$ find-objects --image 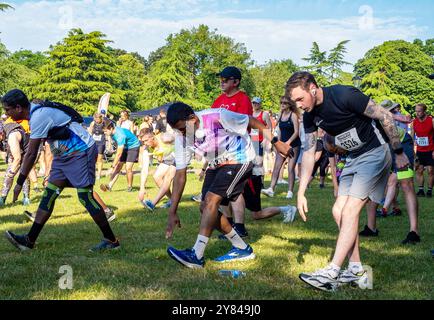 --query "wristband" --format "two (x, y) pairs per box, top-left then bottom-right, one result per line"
(16, 173), (27, 186)
(271, 136), (279, 145)
(393, 147), (404, 155)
